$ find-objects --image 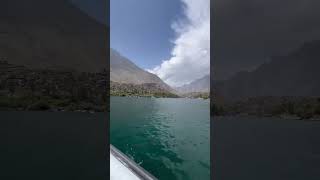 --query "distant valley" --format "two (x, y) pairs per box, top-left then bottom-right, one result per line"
(175, 75), (210, 98)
